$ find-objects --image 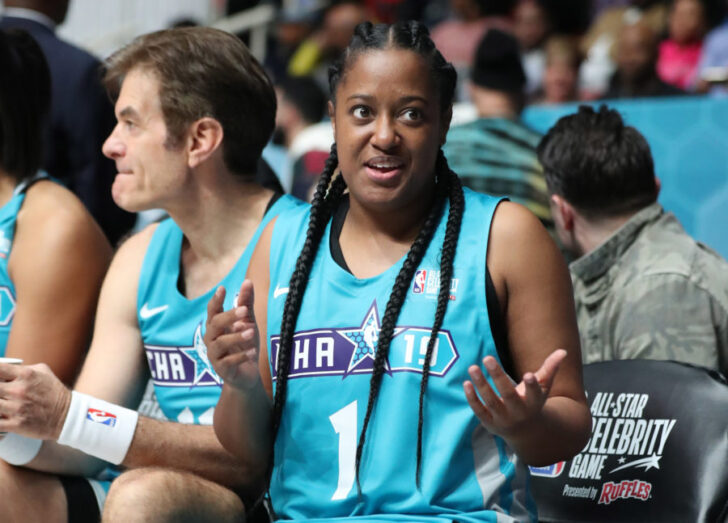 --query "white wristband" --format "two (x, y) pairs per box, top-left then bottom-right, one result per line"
(57, 391), (139, 465)
(0, 433), (42, 466)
